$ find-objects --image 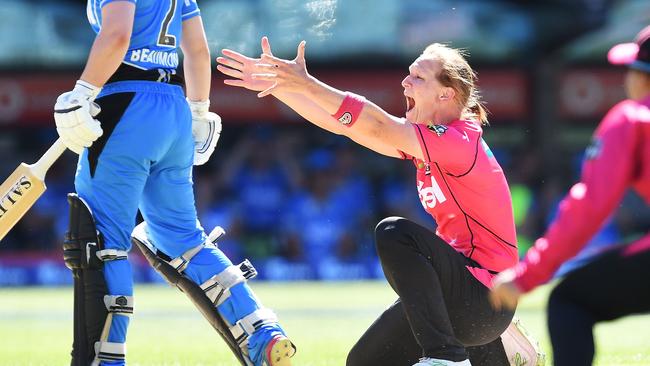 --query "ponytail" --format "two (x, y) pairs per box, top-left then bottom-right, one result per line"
(469, 101), (489, 125)
(463, 94), (489, 125)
